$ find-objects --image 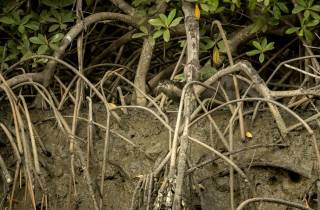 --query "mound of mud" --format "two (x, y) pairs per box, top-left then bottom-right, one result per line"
(0, 104), (319, 210)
